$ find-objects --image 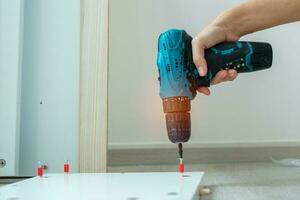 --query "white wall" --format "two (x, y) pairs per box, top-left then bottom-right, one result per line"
(108, 0), (300, 148)
(0, 0), (24, 176)
(19, 0), (80, 176)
